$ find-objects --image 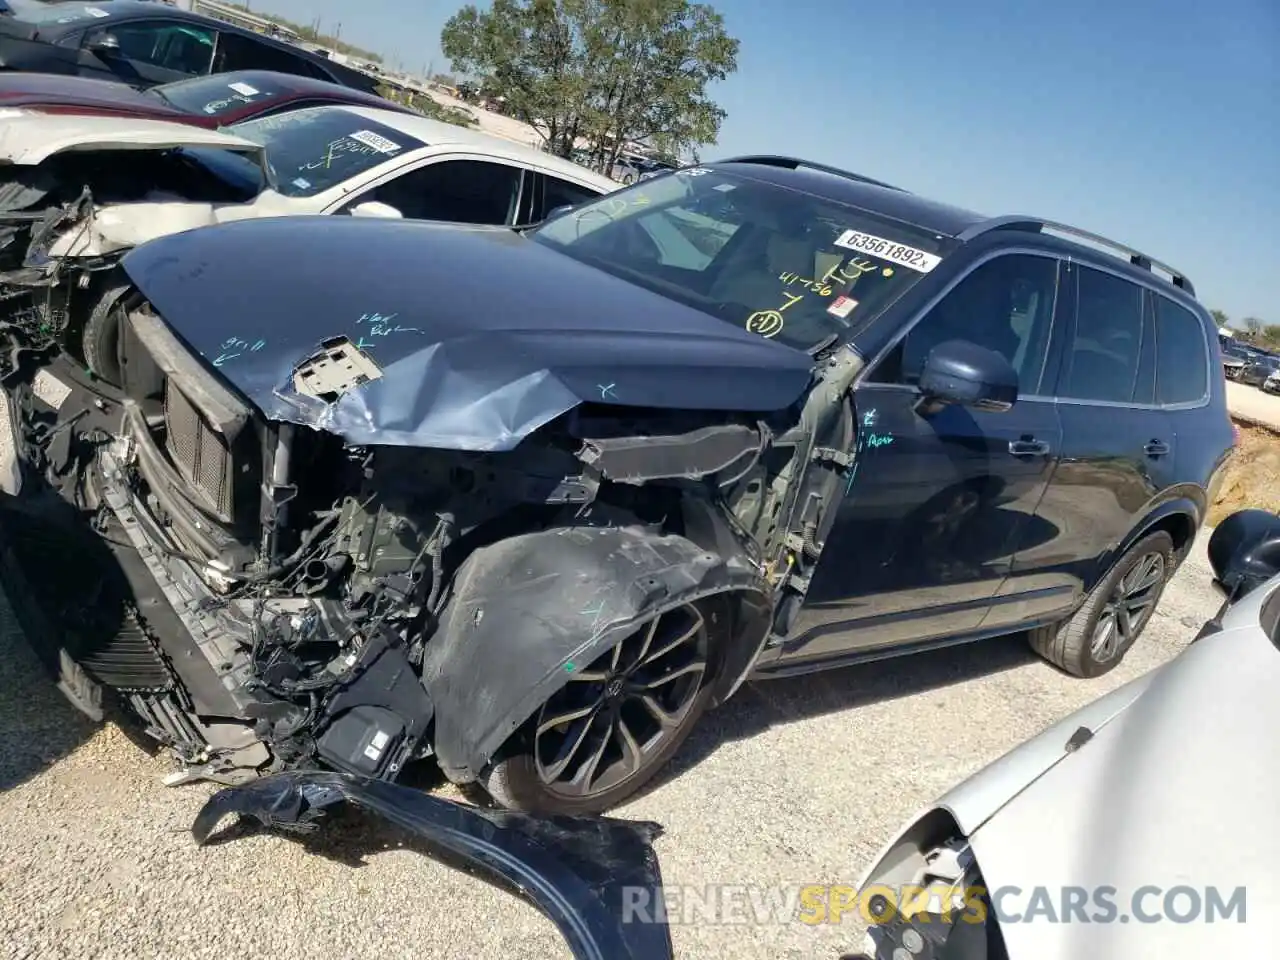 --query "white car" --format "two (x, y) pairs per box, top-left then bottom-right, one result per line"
(0, 105), (615, 378)
(850, 508), (1280, 960)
